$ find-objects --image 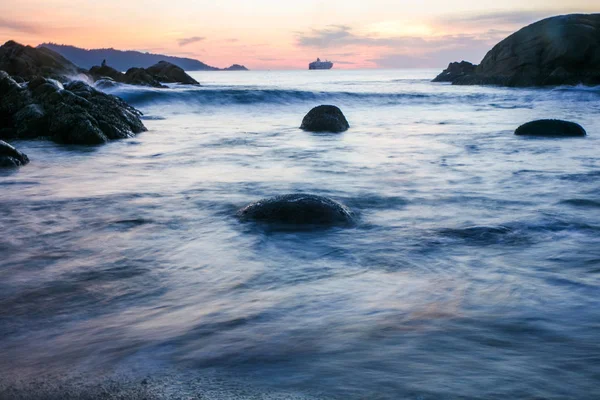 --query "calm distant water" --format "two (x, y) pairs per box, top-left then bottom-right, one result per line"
(1, 70), (600, 399)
